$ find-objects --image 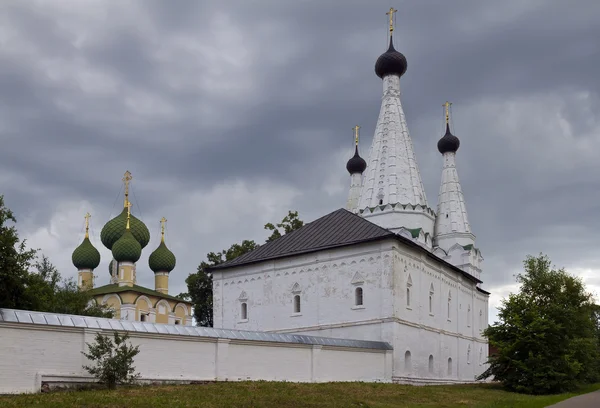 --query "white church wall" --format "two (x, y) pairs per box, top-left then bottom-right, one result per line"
(213, 237), (489, 383)
(213, 240), (396, 337)
(0, 315), (391, 394)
